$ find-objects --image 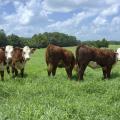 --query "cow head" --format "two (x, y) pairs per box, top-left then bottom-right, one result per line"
(5, 45), (14, 61)
(22, 46), (36, 61)
(116, 48), (120, 61)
